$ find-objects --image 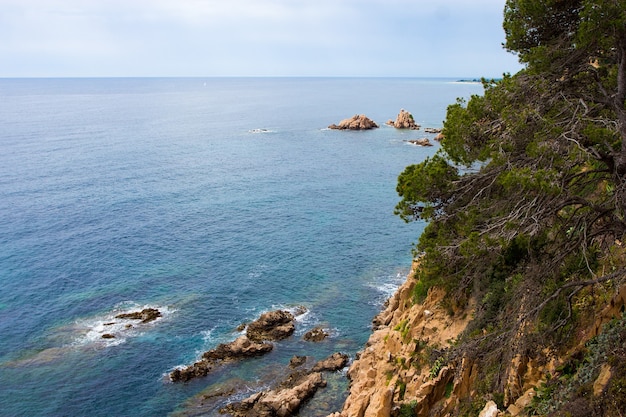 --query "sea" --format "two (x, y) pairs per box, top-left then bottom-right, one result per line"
(0, 77), (483, 417)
